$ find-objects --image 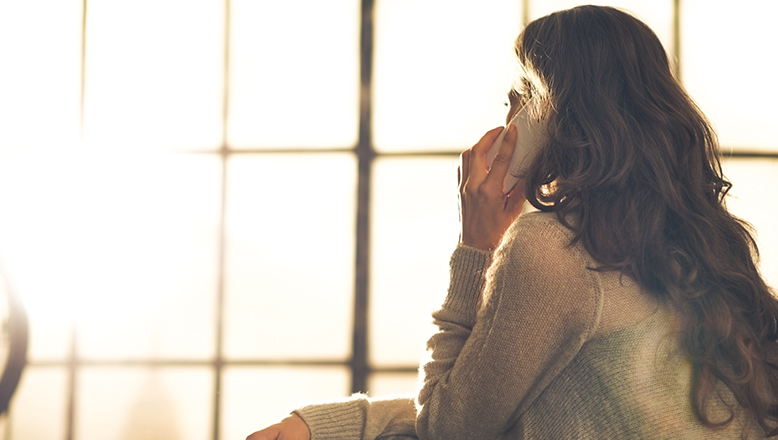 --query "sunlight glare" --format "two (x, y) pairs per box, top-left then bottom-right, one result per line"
(370, 158), (460, 366)
(228, 0), (360, 149)
(83, 0), (224, 151)
(721, 158), (778, 290)
(373, 0), (521, 152)
(0, 0), (81, 150)
(223, 154), (356, 360)
(0, 149), (221, 361)
(682, 0), (778, 151)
